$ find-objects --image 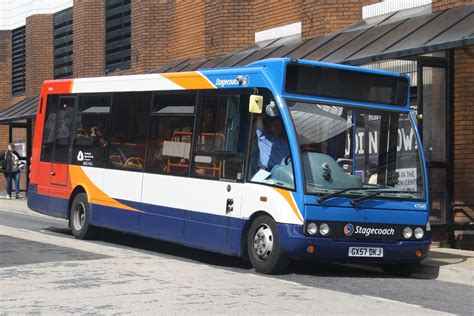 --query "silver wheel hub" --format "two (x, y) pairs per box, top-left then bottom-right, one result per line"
(72, 202), (86, 231)
(253, 224), (273, 261)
